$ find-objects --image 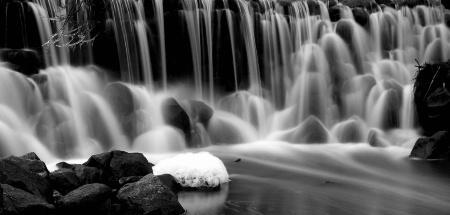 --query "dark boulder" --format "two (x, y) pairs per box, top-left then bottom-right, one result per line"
(2, 154), (49, 179)
(83, 151), (112, 170)
(117, 174), (185, 215)
(56, 183), (114, 215)
(83, 150), (153, 188)
(109, 151), (153, 187)
(72, 164), (103, 185)
(328, 4), (344, 22)
(375, 0), (395, 8)
(0, 158), (53, 202)
(49, 169), (80, 195)
(105, 82), (138, 119)
(352, 7), (369, 26)
(156, 174), (182, 195)
(410, 131), (450, 159)
(0, 49), (42, 75)
(2, 184), (55, 215)
(162, 97), (191, 136)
